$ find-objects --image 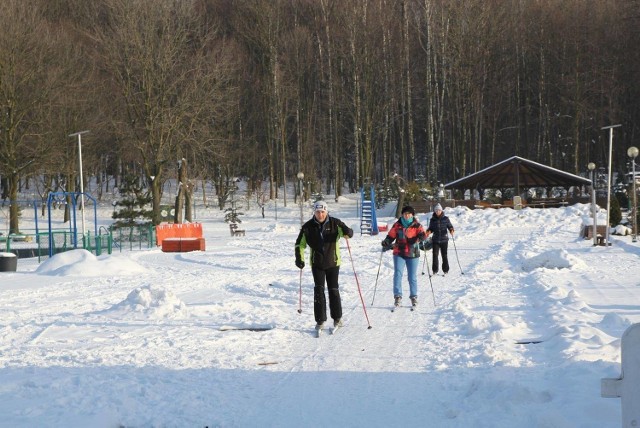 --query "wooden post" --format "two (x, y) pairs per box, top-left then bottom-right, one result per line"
(601, 323), (640, 426)
(513, 195), (522, 210)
